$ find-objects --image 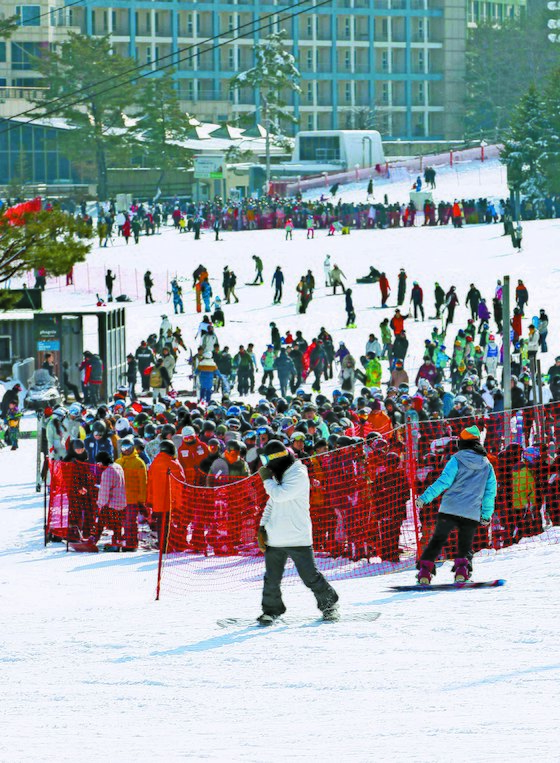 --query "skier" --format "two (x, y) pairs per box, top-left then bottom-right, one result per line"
(415, 425), (497, 584)
(306, 215), (315, 239)
(285, 217), (294, 240)
(256, 439), (339, 624)
(379, 272), (390, 307)
(170, 278), (184, 314)
(410, 281), (424, 321)
(323, 254), (331, 287)
(433, 282), (445, 318)
(397, 269), (407, 306)
(271, 266), (284, 304)
(105, 269), (116, 303)
(144, 271), (155, 304)
(345, 288), (356, 328)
